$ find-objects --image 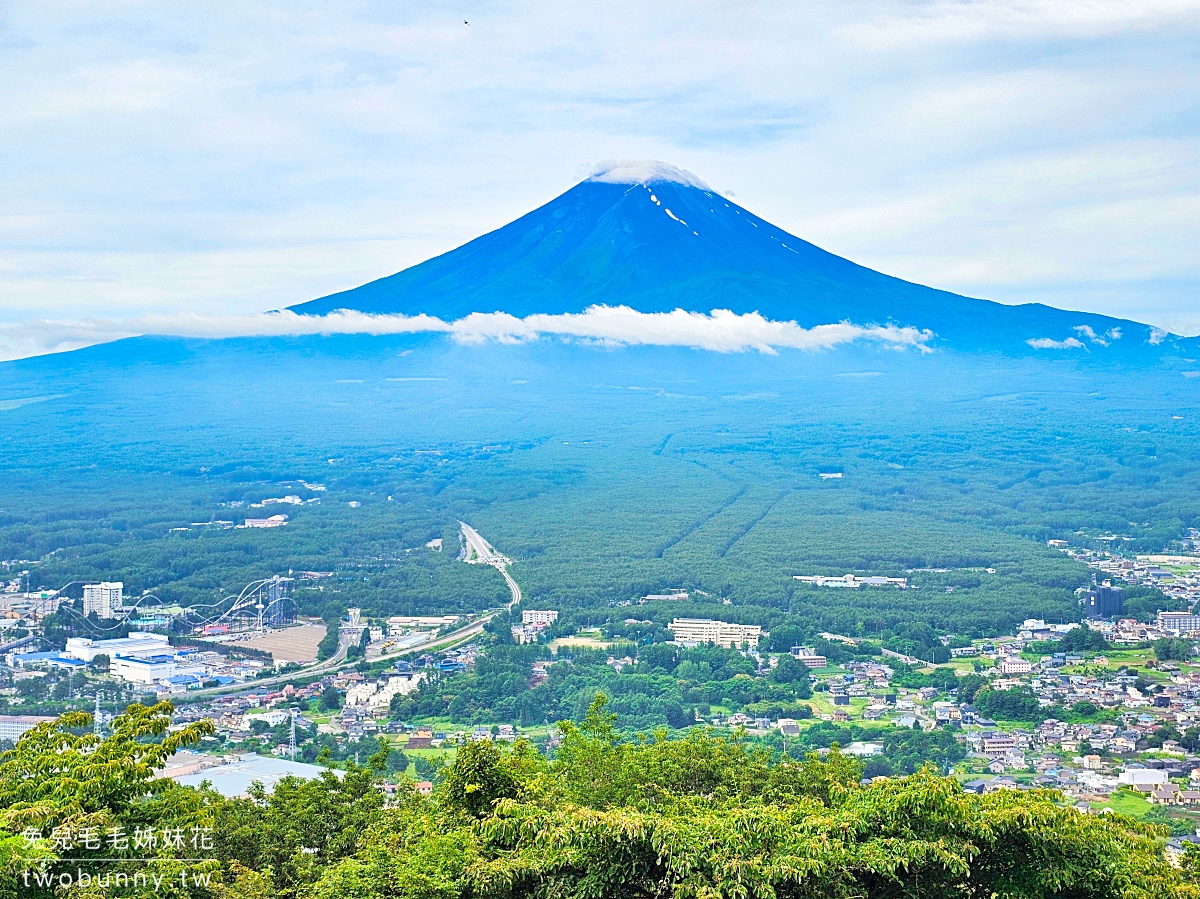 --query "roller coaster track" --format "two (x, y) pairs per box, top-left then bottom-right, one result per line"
(35, 576), (297, 636)
(185, 576), (297, 633)
(32, 584), (176, 634)
(36, 533), (518, 702)
(185, 527), (521, 701)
